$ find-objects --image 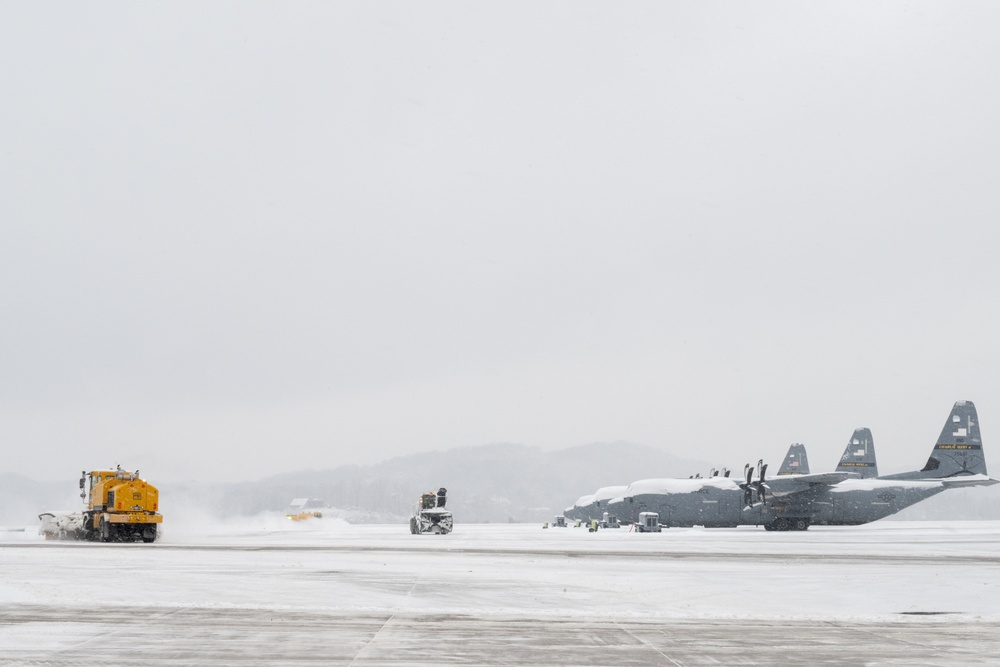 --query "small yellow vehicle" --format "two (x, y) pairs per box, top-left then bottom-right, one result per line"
(284, 498), (326, 521)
